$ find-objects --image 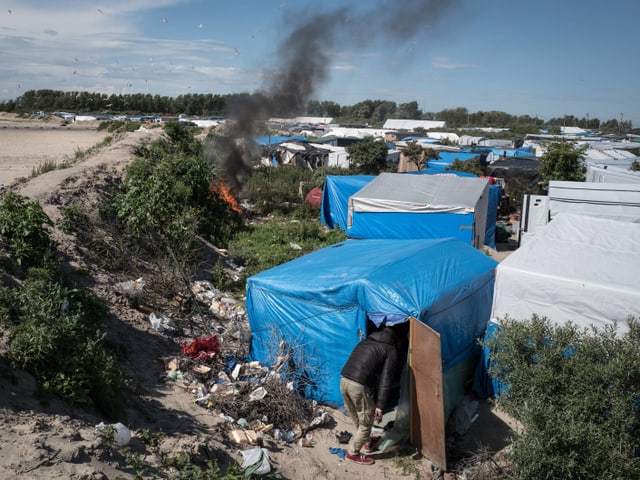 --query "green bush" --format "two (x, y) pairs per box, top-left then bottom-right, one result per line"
(538, 140), (587, 187)
(0, 192), (54, 267)
(59, 204), (88, 235)
(486, 315), (640, 479)
(114, 150), (243, 252)
(447, 158), (485, 176)
(3, 267), (128, 418)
